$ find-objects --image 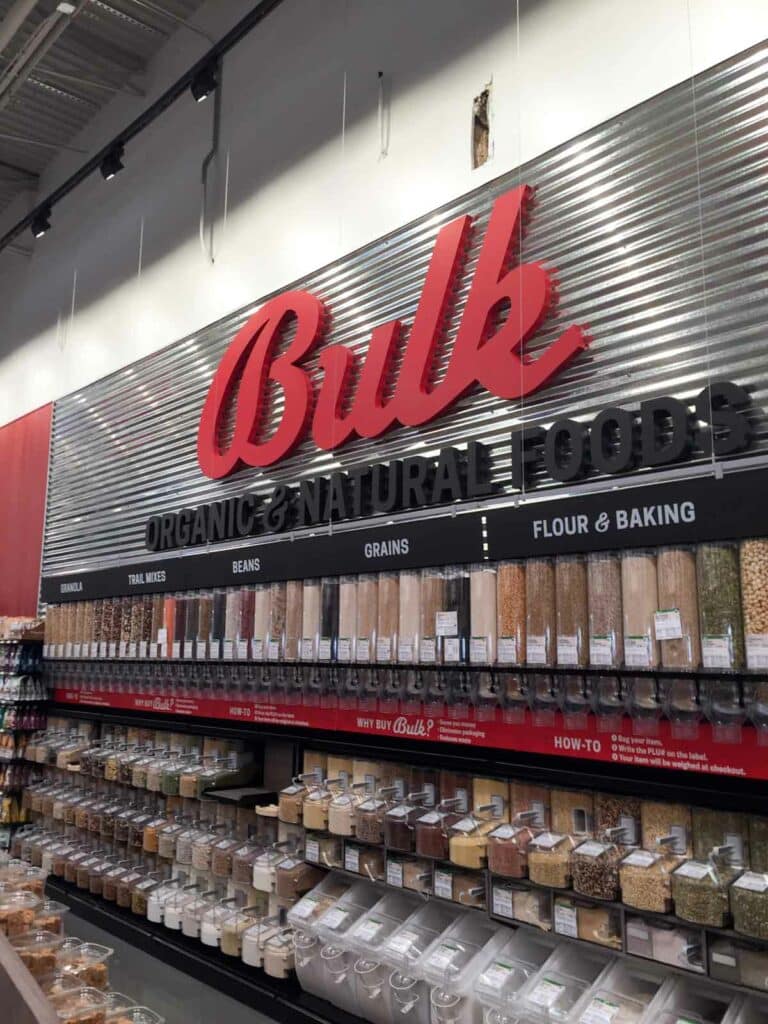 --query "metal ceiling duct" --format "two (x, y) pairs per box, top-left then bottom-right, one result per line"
(0, 0), (39, 56)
